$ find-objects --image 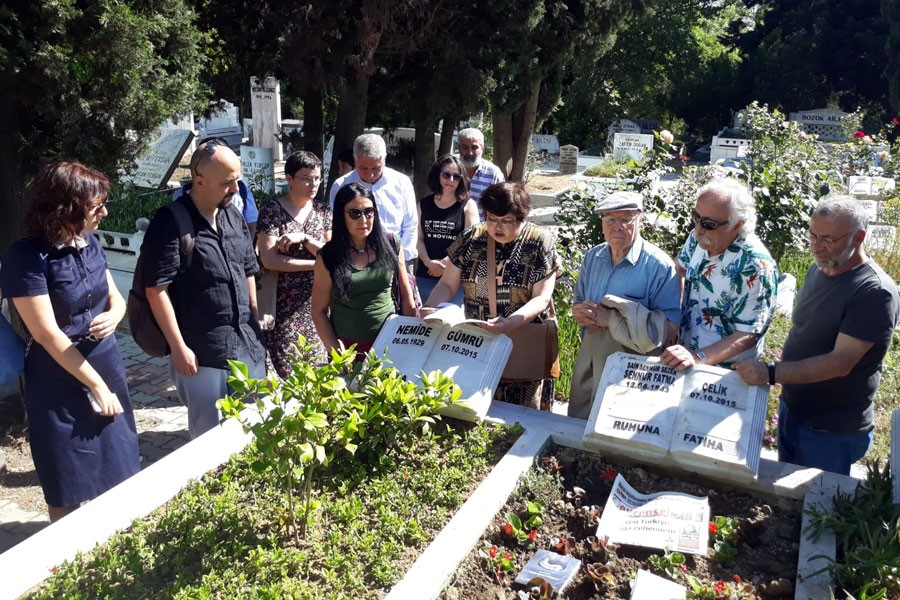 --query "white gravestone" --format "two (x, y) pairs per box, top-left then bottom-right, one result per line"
(531, 134), (560, 155)
(196, 101), (242, 147)
(559, 144), (579, 174)
(788, 108), (850, 142)
(240, 145), (275, 194)
(250, 76), (283, 161)
(856, 199), (880, 223)
(867, 225), (898, 251)
(613, 133), (654, 162)
(123, 128), (194, 189)
(162, 113), (196, 152)
(607, 118), (641, 141)
(584, 353), (768, 483)
(847, 176), (896, 199)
